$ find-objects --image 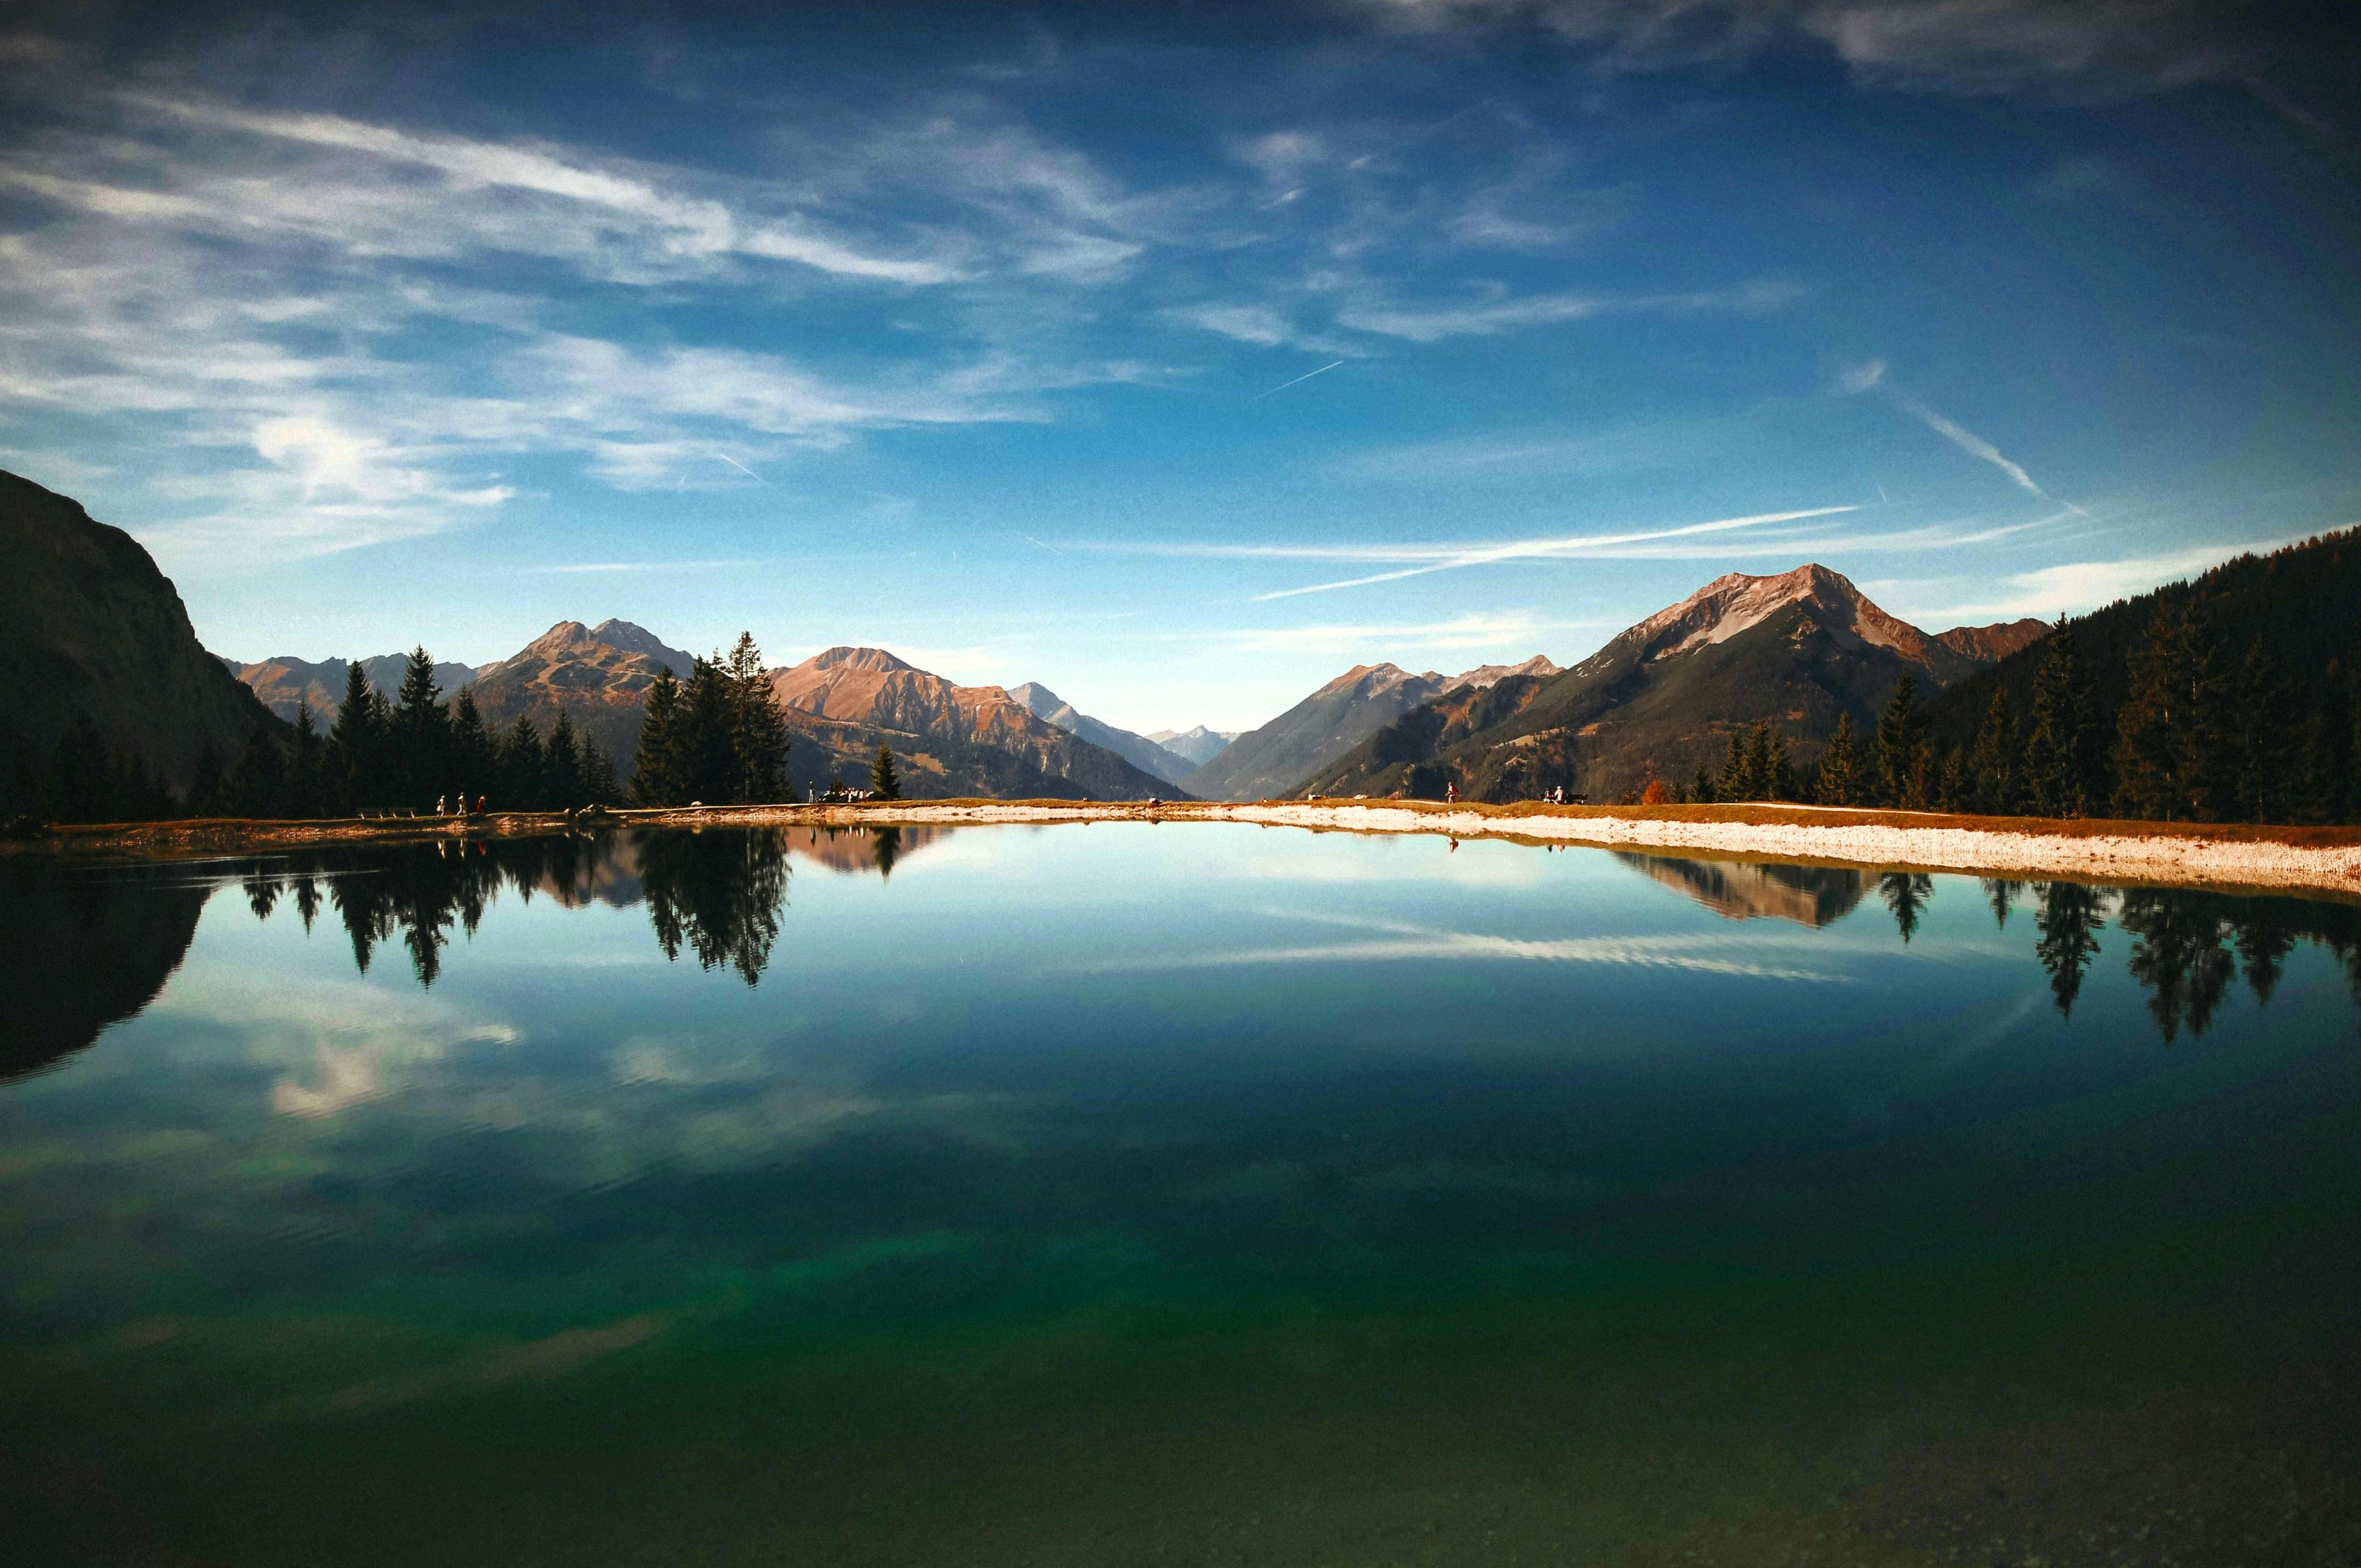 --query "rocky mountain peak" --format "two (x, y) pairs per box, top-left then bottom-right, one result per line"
(807, 646), (917, 674)
(1624, 562), (1935, 665)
